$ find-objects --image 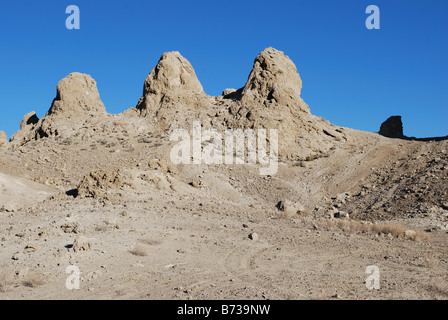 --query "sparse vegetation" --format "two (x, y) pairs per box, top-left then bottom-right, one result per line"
(129, 245), (148, 256)
(0, 270), (13, 293)
(321, 218), (431, 242)
(22, 271), (47, 288)
(138, 238), (162, 246)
